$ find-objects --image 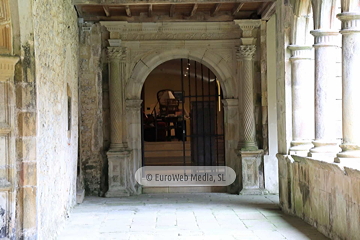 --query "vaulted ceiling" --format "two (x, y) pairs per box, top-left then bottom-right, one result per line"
(73, 0), (276, 22)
